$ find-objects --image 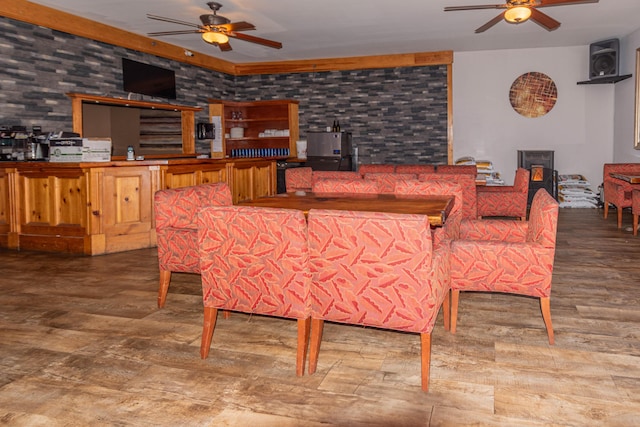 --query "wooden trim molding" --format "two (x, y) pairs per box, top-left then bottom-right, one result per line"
(2, 0), (236, 75)
(234, 51), (453, 75)
(66, 93), (202, 154)
(3, 0), (453, 76)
